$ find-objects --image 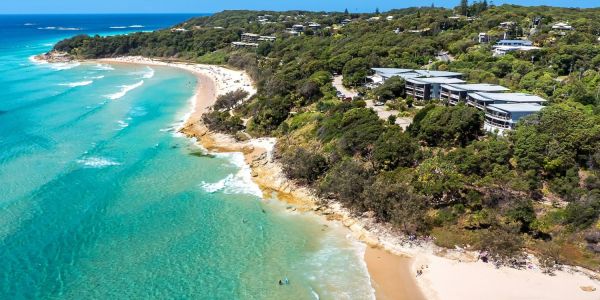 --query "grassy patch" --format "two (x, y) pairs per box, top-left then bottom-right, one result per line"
(431, 226), (482, 249)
